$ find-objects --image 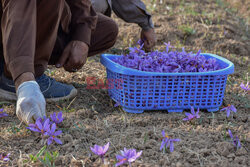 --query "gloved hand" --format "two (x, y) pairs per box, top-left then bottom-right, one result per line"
(16, 81), (46, 124)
